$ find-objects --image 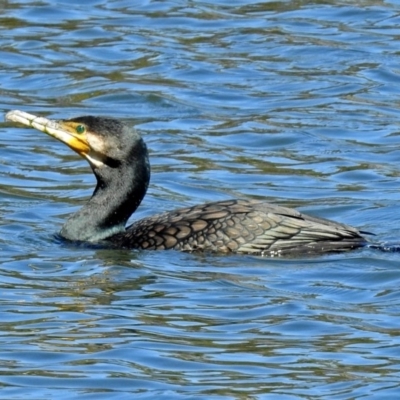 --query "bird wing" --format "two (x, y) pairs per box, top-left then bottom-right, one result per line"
(120, 199), (366, 256)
